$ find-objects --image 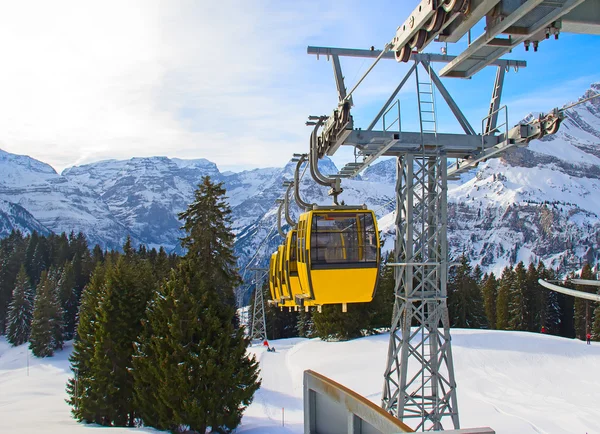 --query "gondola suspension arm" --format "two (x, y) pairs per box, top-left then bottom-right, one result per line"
(283, 181), (296, 228)
(308, 117), (343, 205)
(292, 154), (313, 211)
(276, 199), (286, 238)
